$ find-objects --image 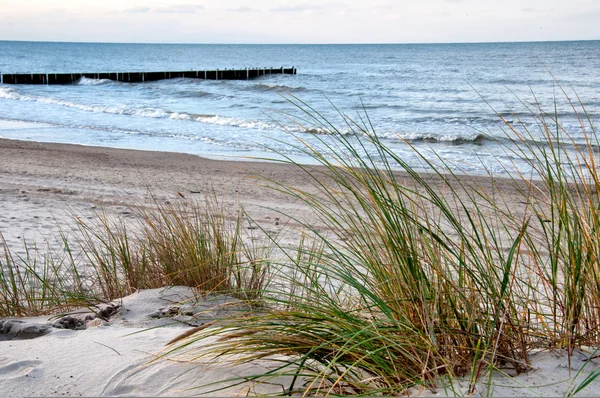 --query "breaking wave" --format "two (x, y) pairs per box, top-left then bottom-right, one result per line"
(75, 77), (115, 86)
